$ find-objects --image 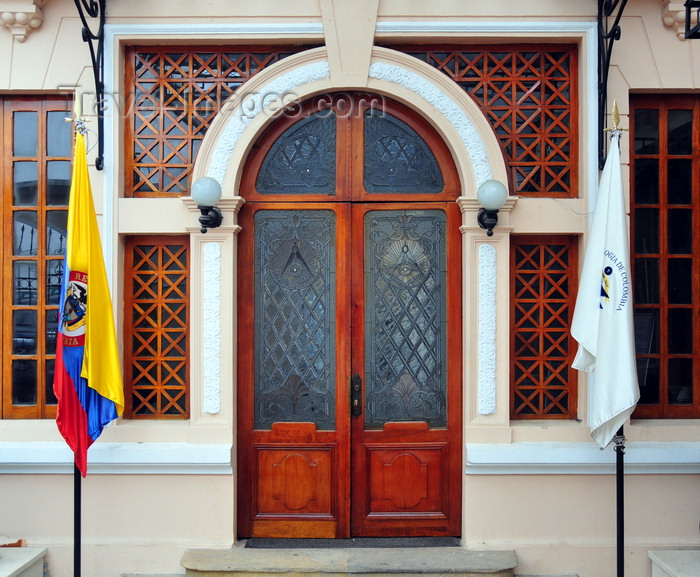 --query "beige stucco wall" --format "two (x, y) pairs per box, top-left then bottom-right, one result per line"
(1, 1), (699, 577)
